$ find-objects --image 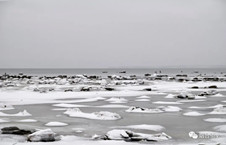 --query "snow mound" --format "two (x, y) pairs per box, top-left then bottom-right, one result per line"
(96, 104), (129, 108)
(209, 106), (226, 114)
(64, 108), (121, 120)
(135, 99), (150, 102)
(17, 119), (37, 122)
(204, 118), (226, 123)
(212, 93), (225, 97)
(0, 110), (31, 117)
(189, 104), (224, 109)
(106, 97), (128, 104)
(28, 129), (61, 142)
(165, 94), (175, 99)
(136, 95), (150, 99)
(45, 121), (68, 127)
(53, 103), (88, 108)
(157, 106), (182, 112)
(104, 129), (171, 142)
(153, 101), (182, 105)
(183, 111), (205, 116)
